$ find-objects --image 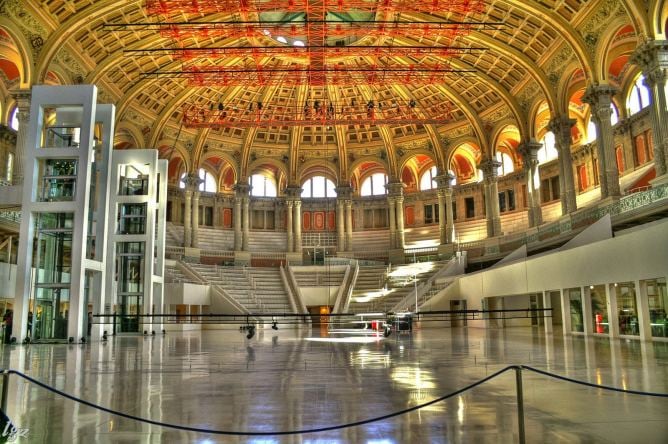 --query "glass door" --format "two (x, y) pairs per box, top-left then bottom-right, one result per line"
(120, 295), (142, 333)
